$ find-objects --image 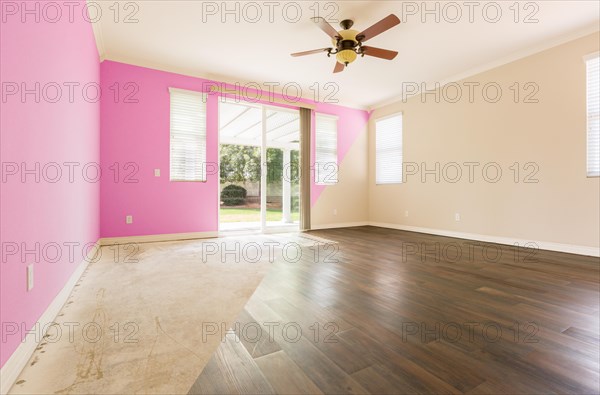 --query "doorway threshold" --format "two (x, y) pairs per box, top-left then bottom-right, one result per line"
(219, 224), (300, 237)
